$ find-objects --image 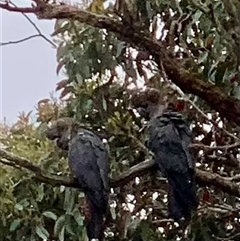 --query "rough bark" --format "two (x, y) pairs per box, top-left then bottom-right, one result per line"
(1, 148), (240, 197)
